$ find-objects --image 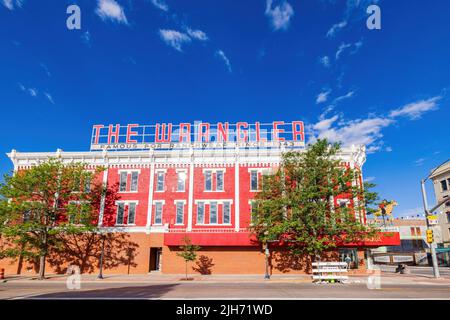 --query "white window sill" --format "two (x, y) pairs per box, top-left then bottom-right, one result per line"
(195, 223), (232, 226)
(204, 190), (225, 193)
